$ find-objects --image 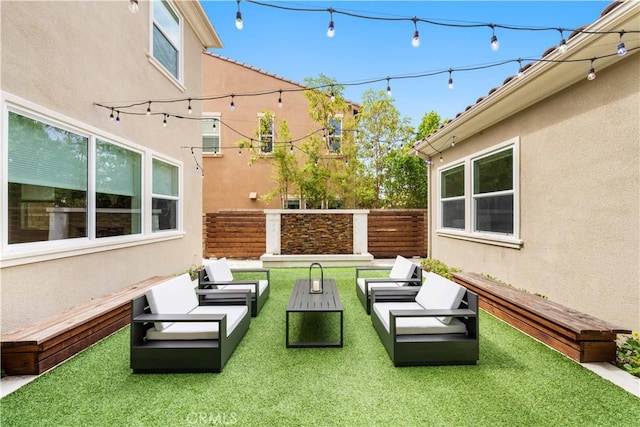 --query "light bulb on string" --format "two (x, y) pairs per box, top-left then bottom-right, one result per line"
(109, 108), (114, 121)
(451, 136), (456, 147)
(557, 29), (567, 53)
(115, 111), (120, 125)
(162, 114), (168, 127)
(587, 58), (596, 81)
(289, 143), (294, 153)
(490, 25), (499, 51)
(230, 95), (235, 111)
(329, 87), (335, 103)
(235, 0), (243, 30)
(411, 18), (420, 47)
(128, 0), (139, 14)
(278, 90), (283, 108)
(448, 69), (453, 89)
(617, 31), (627, 56)
(439, 155), (443, 163)
(517, 59), (524, 78)
(146, 102), (151, 116)
(187, 99), (193, 115)
(386, 78), (392, 97)
(327, 9), (335, 38)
